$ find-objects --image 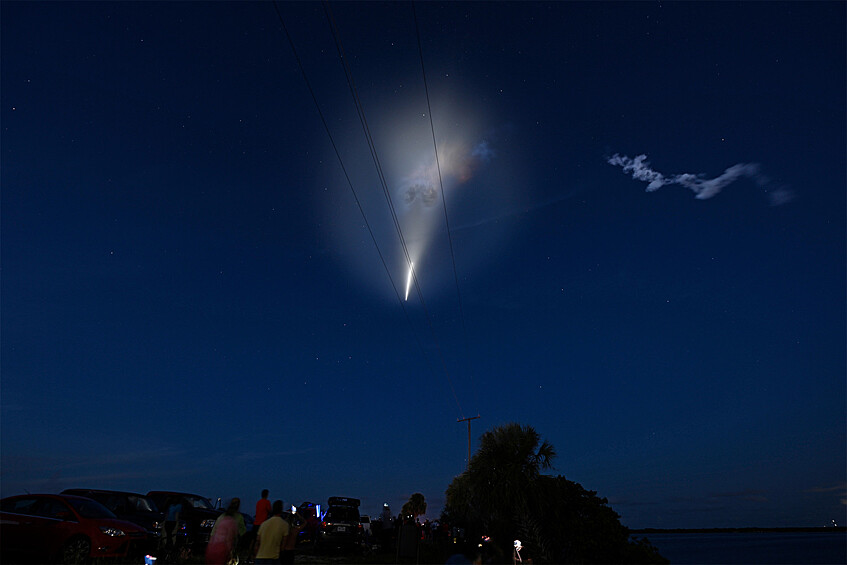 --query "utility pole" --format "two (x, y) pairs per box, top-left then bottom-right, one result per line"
(457, 415), (480, 469)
